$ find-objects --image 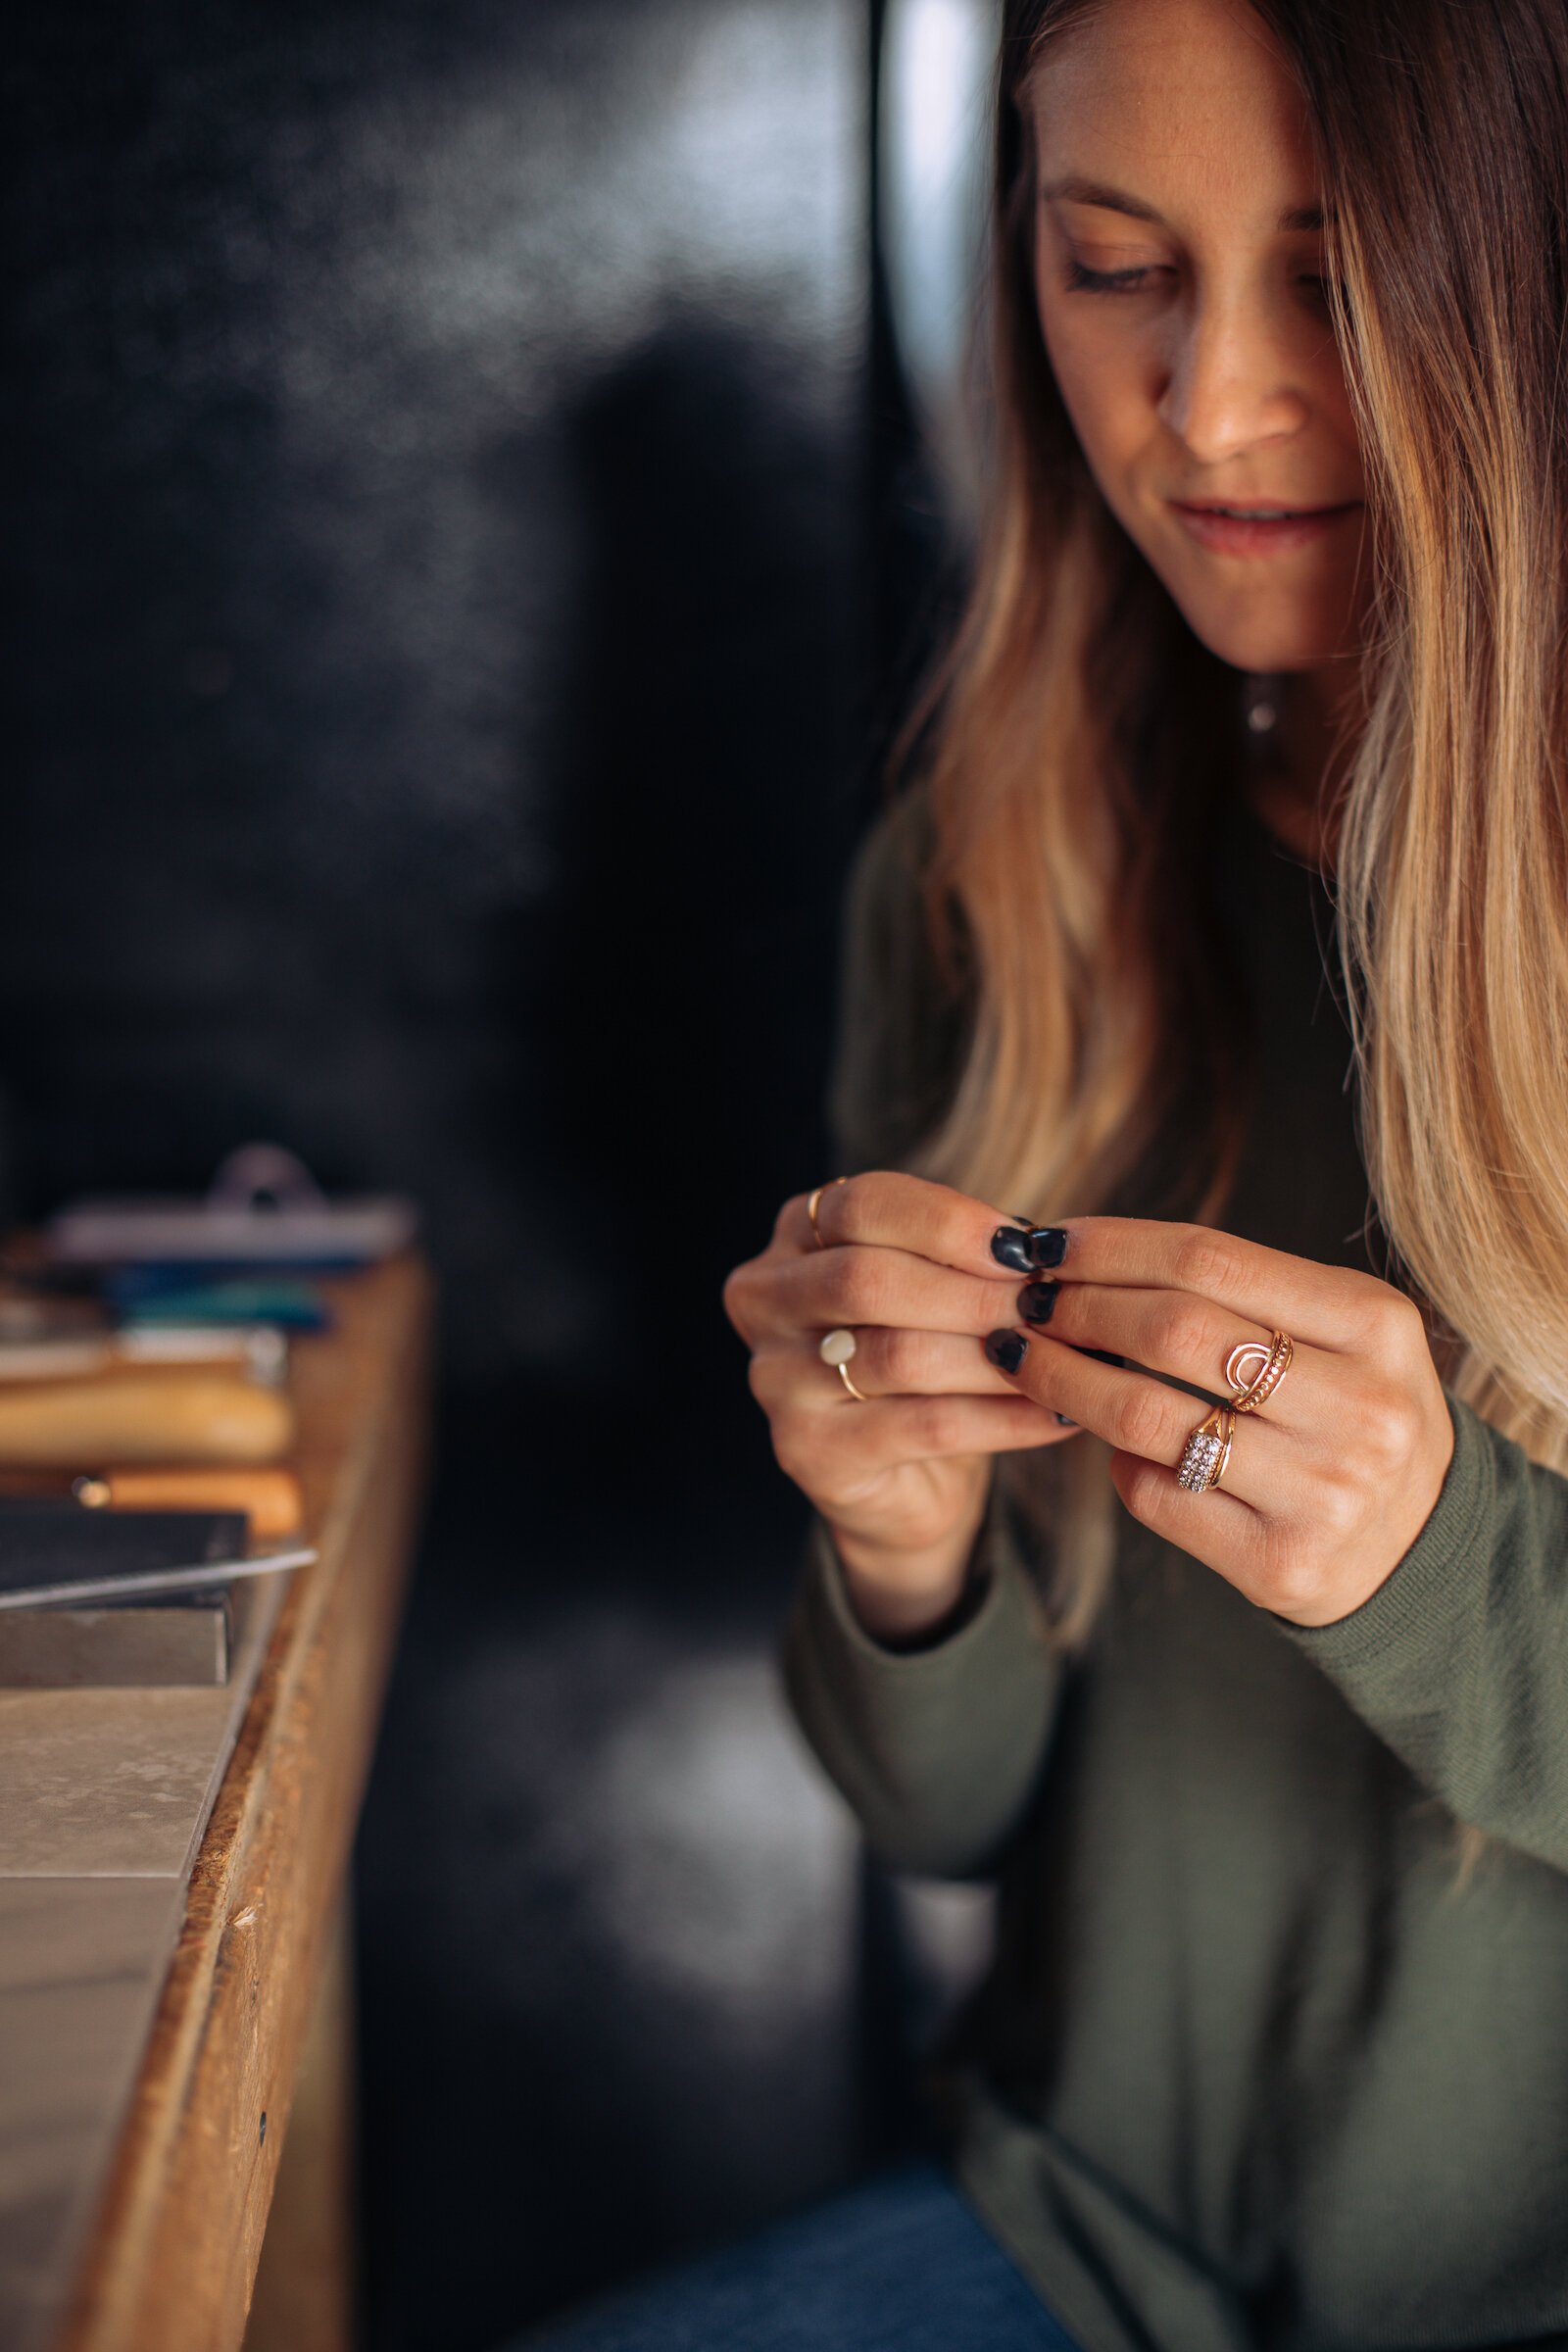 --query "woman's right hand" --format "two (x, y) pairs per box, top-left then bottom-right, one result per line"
(721, 1171), (1079, 1640)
